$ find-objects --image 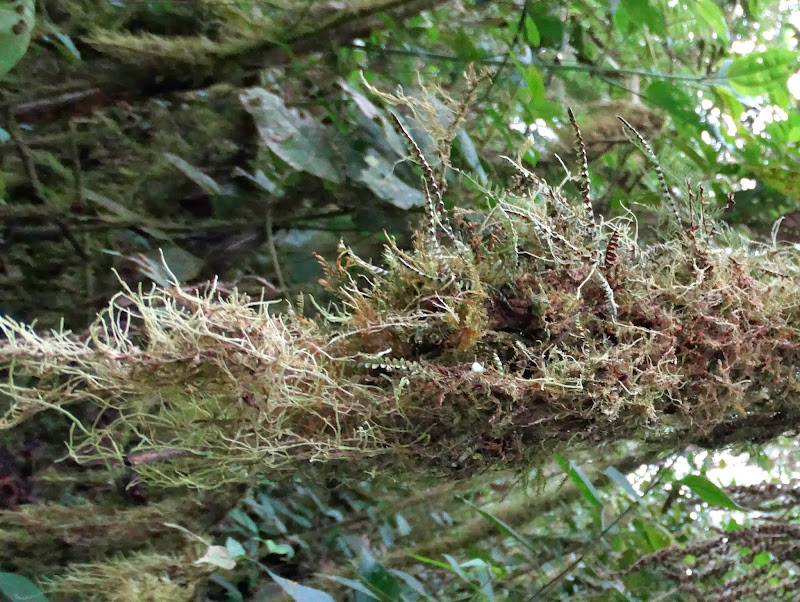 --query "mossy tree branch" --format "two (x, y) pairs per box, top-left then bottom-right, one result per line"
(3, 128), (800, 489)
(3, 0), (450, 124)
